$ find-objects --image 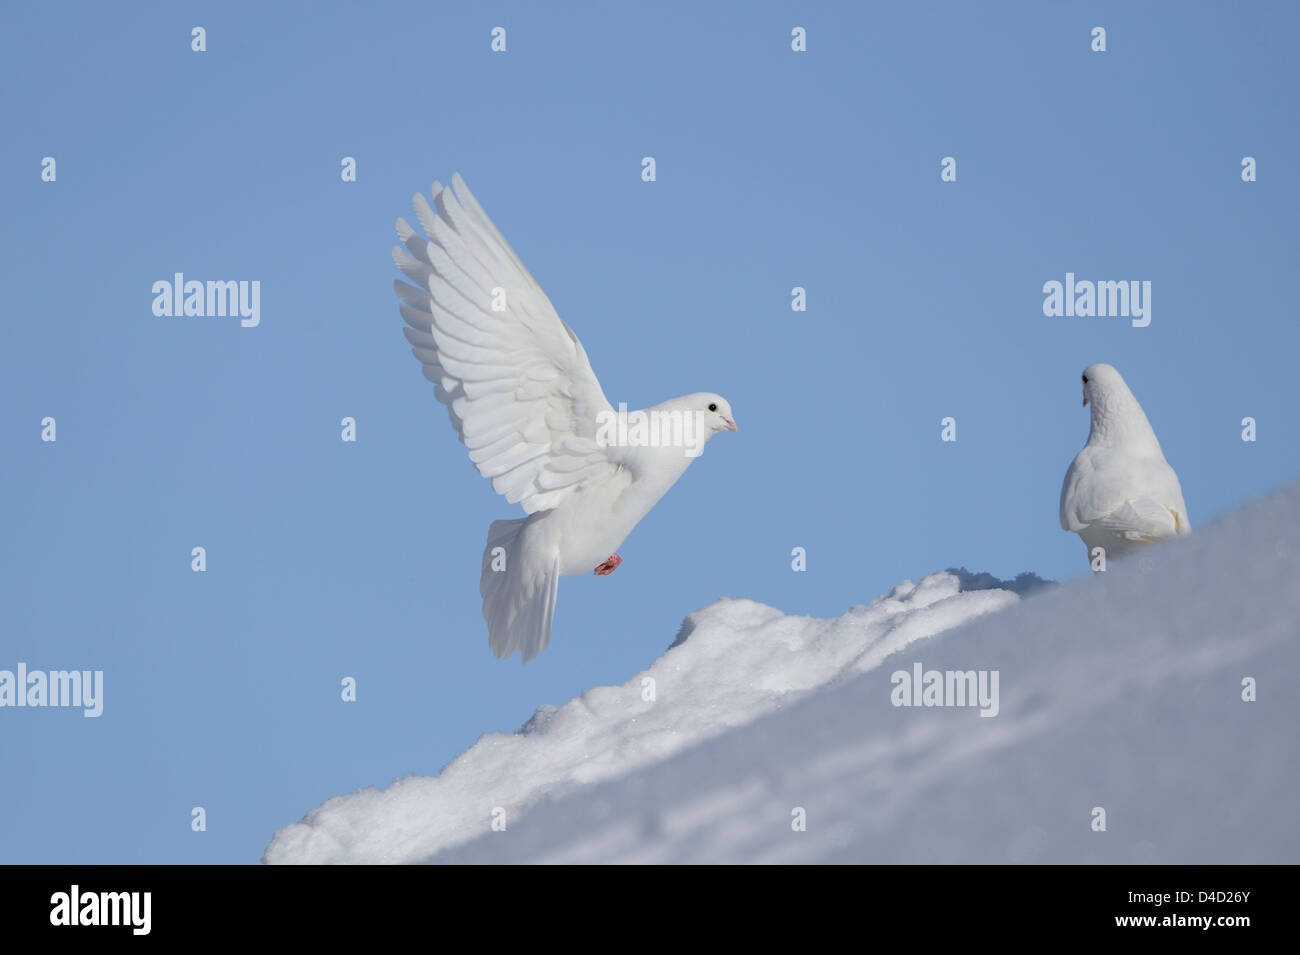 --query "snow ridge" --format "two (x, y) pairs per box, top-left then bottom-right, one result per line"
(265, 570), (1024, 864)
